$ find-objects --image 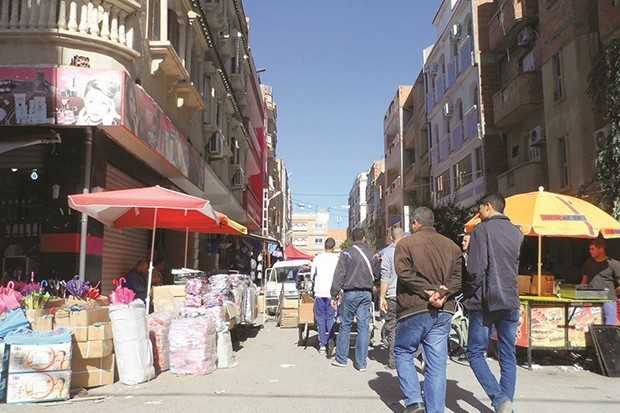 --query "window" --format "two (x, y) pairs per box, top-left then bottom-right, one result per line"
(475, 146), (484, 178)
(167, 9), (180, 53)
(521, 50), (536, 73)
(436, 170), (451, 198)
(315, 238), (324, 245)
(454, 155), (473, 190)
(558, 137), (569, 188)
(511, 144), (520, 158)
(552, 52), (563, 100)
